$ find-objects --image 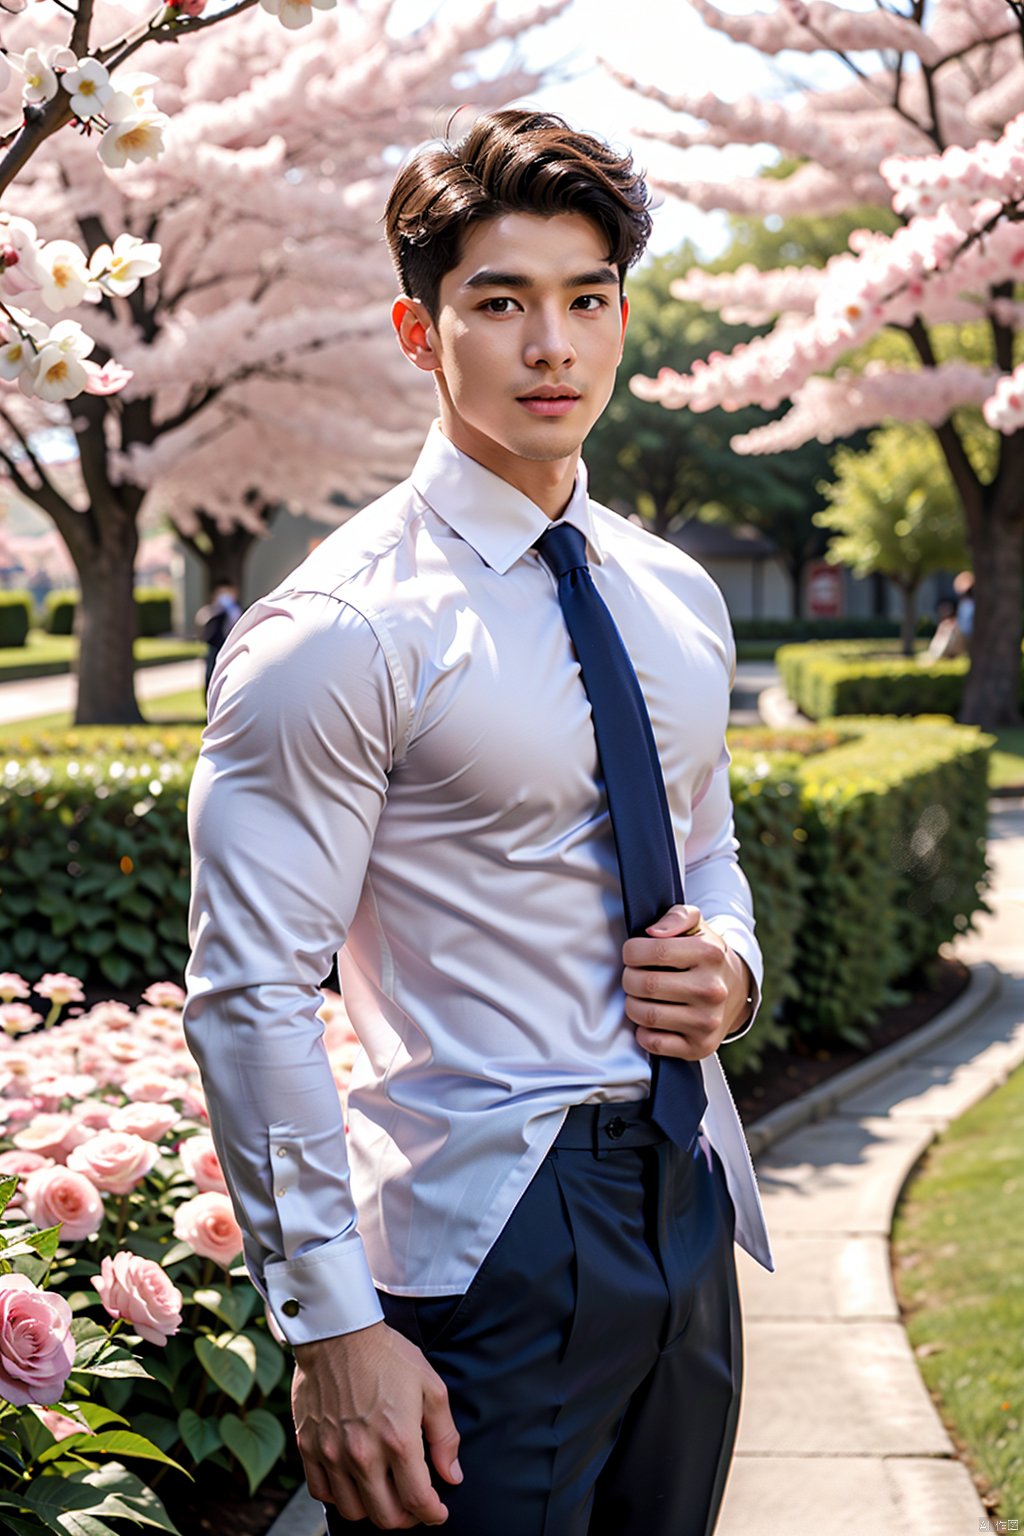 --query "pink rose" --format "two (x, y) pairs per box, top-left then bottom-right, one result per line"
(108, 1102), (179, 1142)
(70, 1099), (116, 1131)
(173, 1192), (243, 1267)
(178, 1134), (227, 1194)
(106, 1037), (147, 1065)
(30, 1074), (98, 1112)
(0, 1099), (38, 1134)
(12, 1112), (92, 1162)
(0, 973), (30, 1003)
(66, 1131), (159, 1194)
(121, 1069), (184, 1104)
(23, 1165), (105, 1241)
(91, 1251), (183, 1346)
(0, 1004), (42, 1035)
(0, 1273), (74, 1407)
(85, 1002), (135, 1031)
(0, 1149), (54, 1209)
